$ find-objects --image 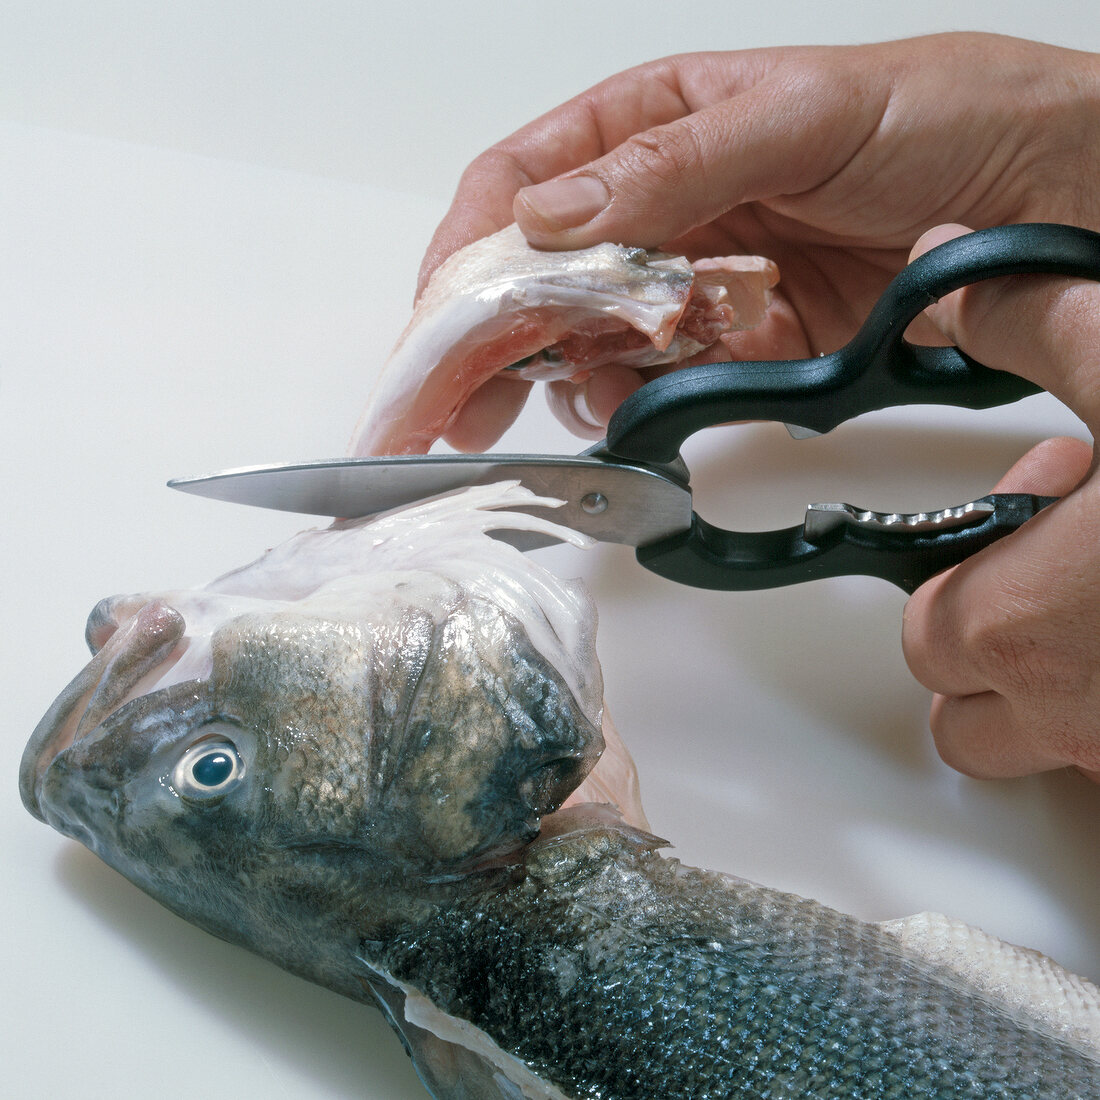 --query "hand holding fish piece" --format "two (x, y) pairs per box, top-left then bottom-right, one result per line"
(903, 225), (1100, 783)
(408, 30), (1100, 785)
(417, 32), (1100, 443)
